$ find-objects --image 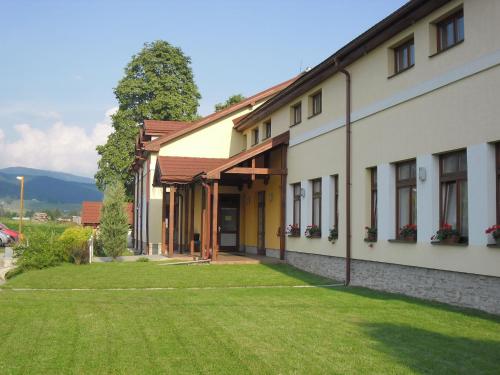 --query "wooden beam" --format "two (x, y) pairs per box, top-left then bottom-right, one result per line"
(251, 158), (256, 181)
(212, 181), (219, 260)
(168, 186), (176, 257)
(161, 186), (166, 255)
(189, 185), (195, 258)
(225, 167), (287, 175)
(280, 145), (287, 260)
